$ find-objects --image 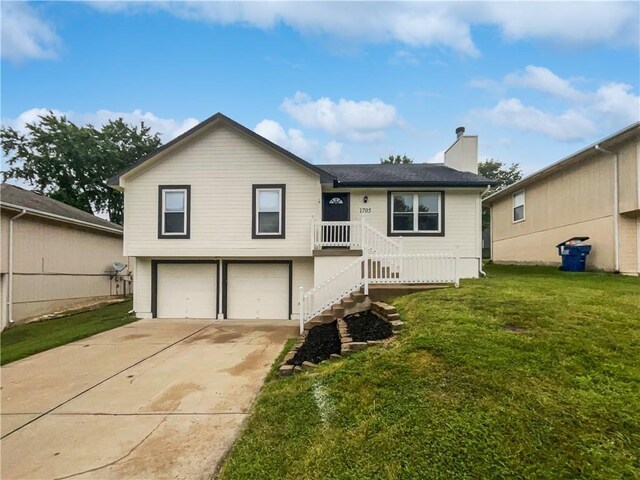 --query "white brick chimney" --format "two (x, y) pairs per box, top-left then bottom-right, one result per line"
(444, 126), (478, 174)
